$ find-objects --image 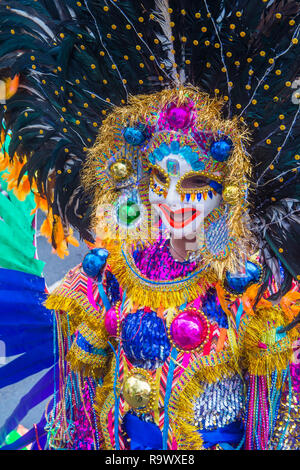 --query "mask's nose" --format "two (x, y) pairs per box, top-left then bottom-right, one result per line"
(163, 179), (182, 205)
